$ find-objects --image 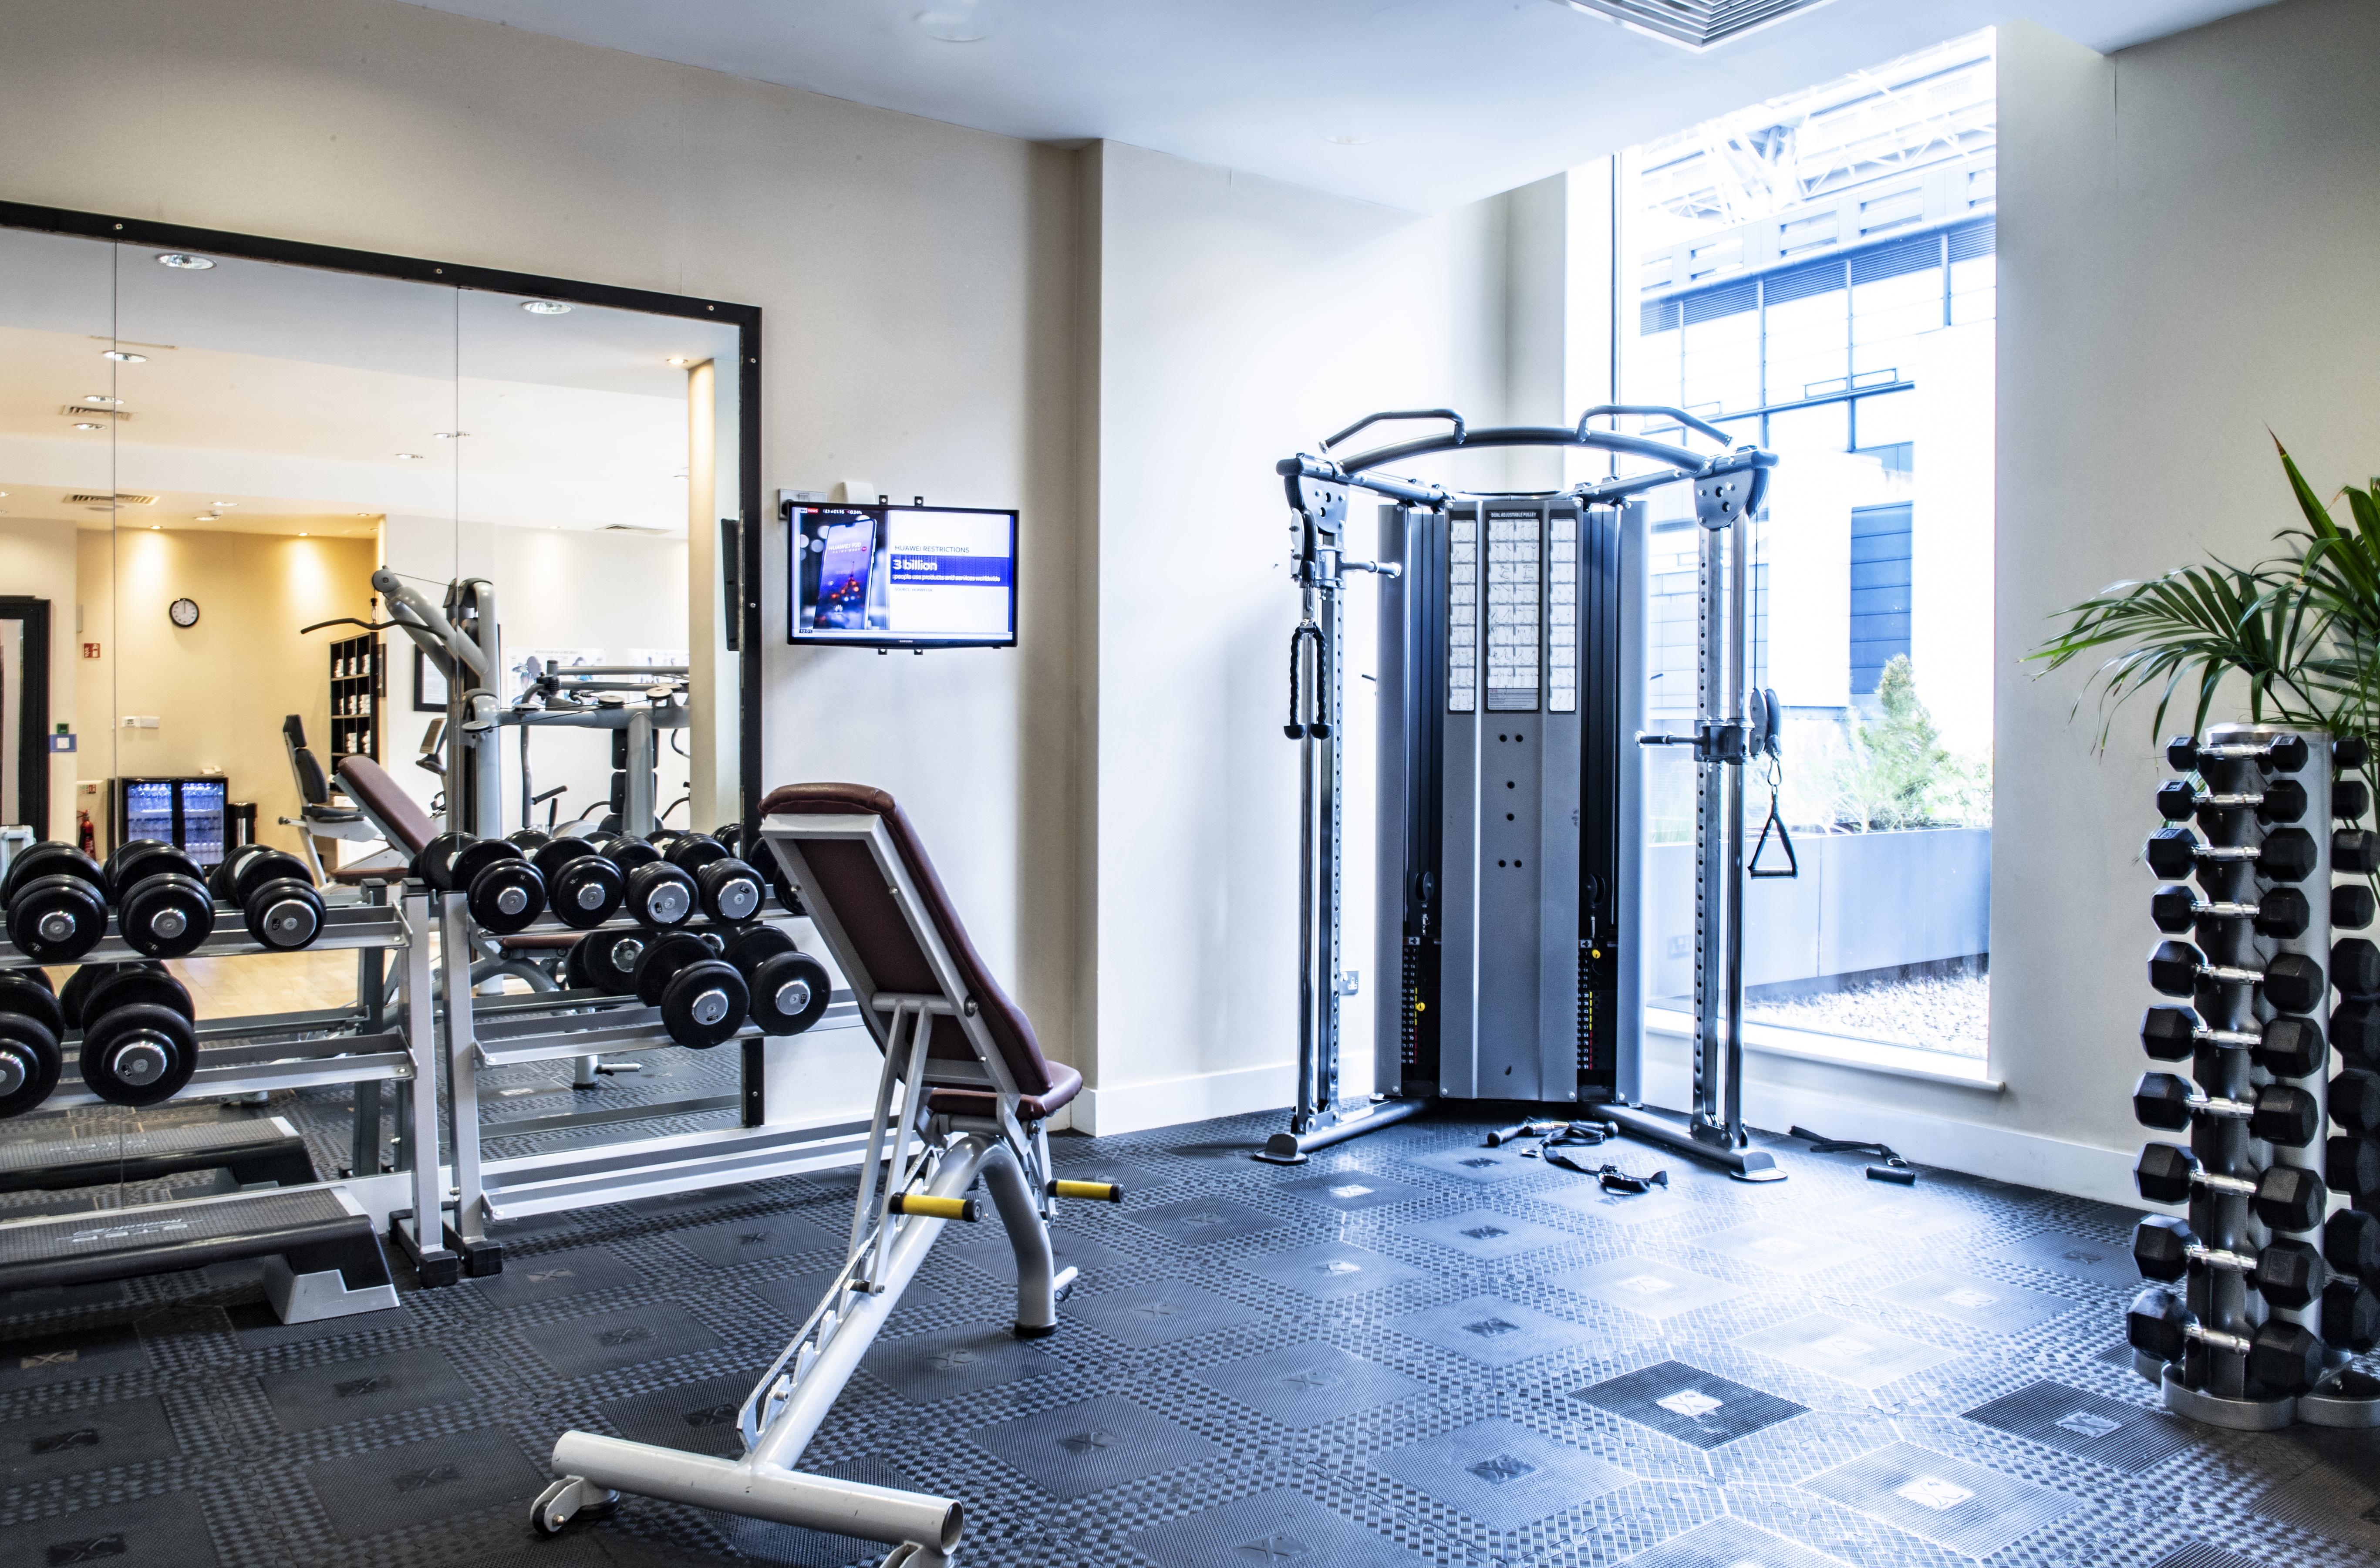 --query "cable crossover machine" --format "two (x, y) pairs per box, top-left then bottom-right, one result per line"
(1265, 404), (1789, 1180)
